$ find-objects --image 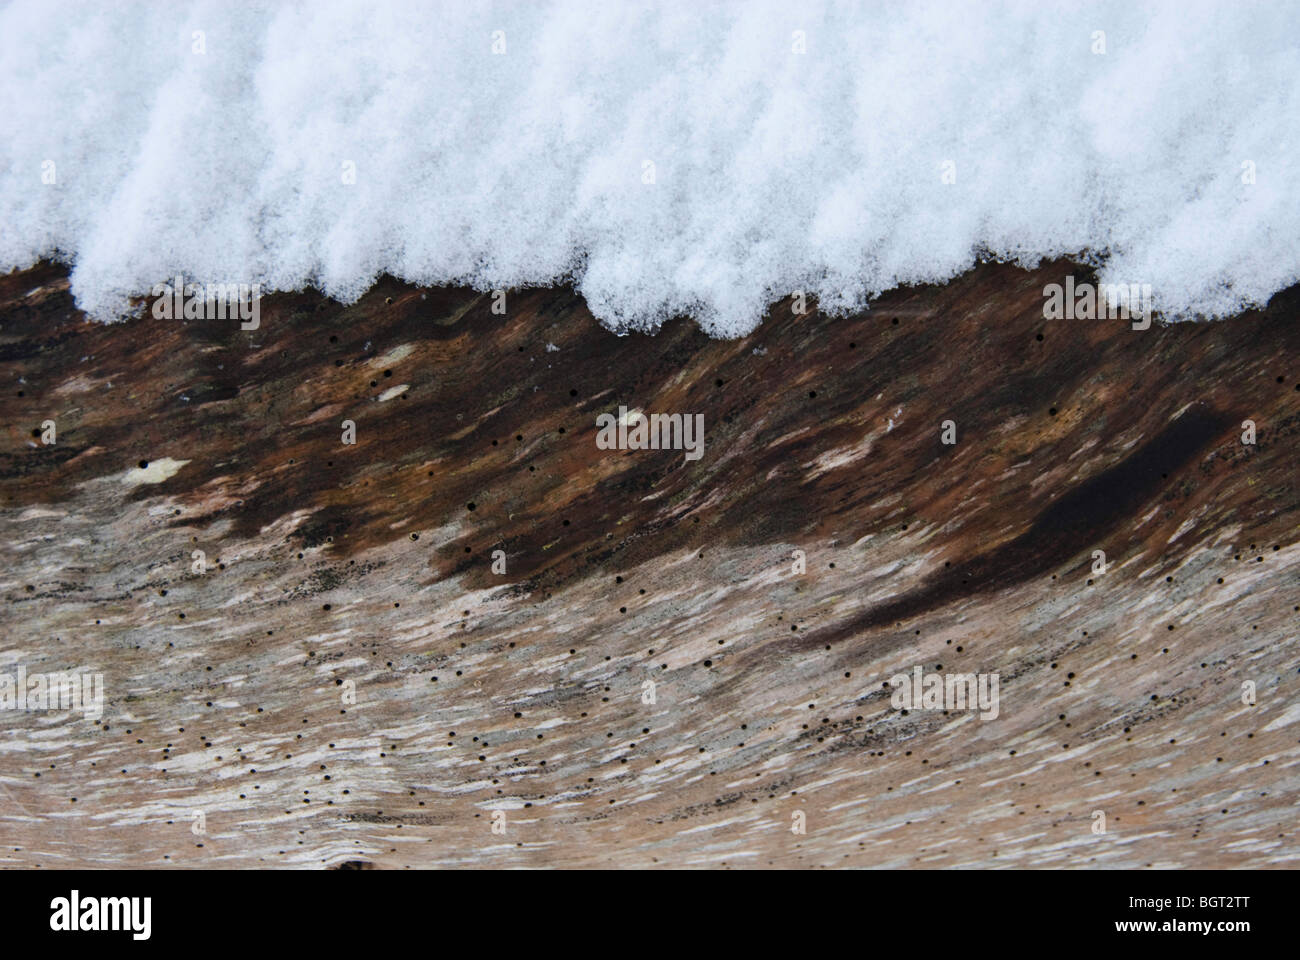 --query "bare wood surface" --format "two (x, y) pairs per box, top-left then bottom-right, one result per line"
(1, 260), (1297, 868)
